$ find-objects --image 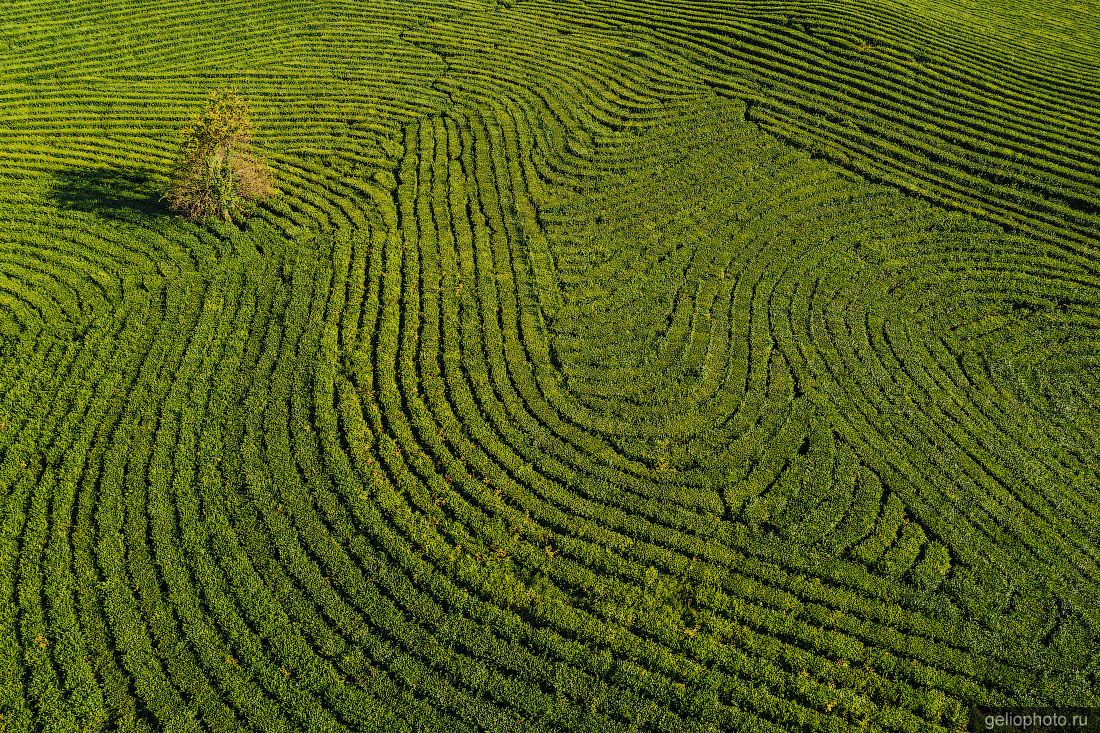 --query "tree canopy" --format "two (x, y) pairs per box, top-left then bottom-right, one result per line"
(164, 89), (274, 222)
